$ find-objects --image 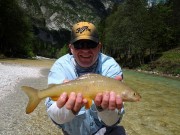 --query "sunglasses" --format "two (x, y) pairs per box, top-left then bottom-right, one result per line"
(73, 40), (98, 49)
